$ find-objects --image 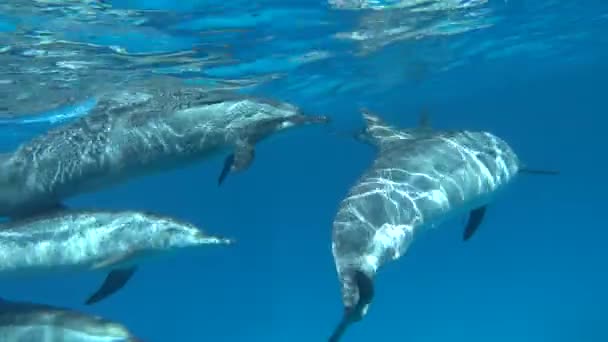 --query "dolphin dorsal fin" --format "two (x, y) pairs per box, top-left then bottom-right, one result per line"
(358, 108), (402, 147)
